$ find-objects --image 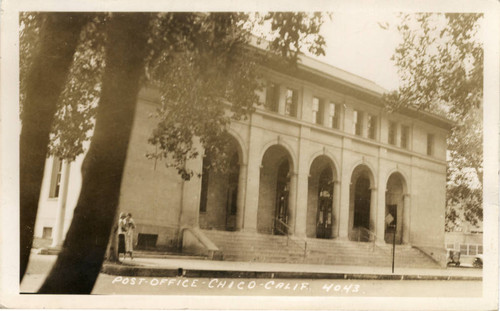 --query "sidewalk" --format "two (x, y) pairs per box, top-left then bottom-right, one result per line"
(102, 257), (483, 281)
